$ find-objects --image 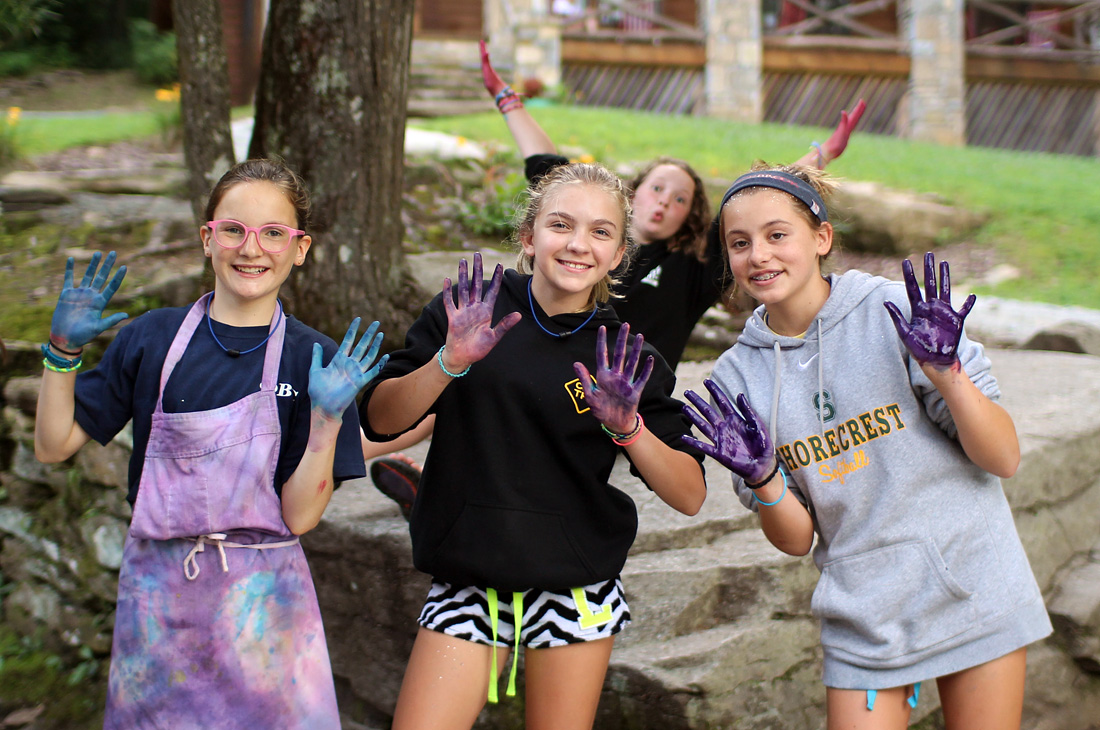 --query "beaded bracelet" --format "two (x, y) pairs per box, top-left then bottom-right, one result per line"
(41, 343), (83, 372)
(436, 346), (471, 378)
(752, 467), (788, 507)
(601, 414), (644, 446)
